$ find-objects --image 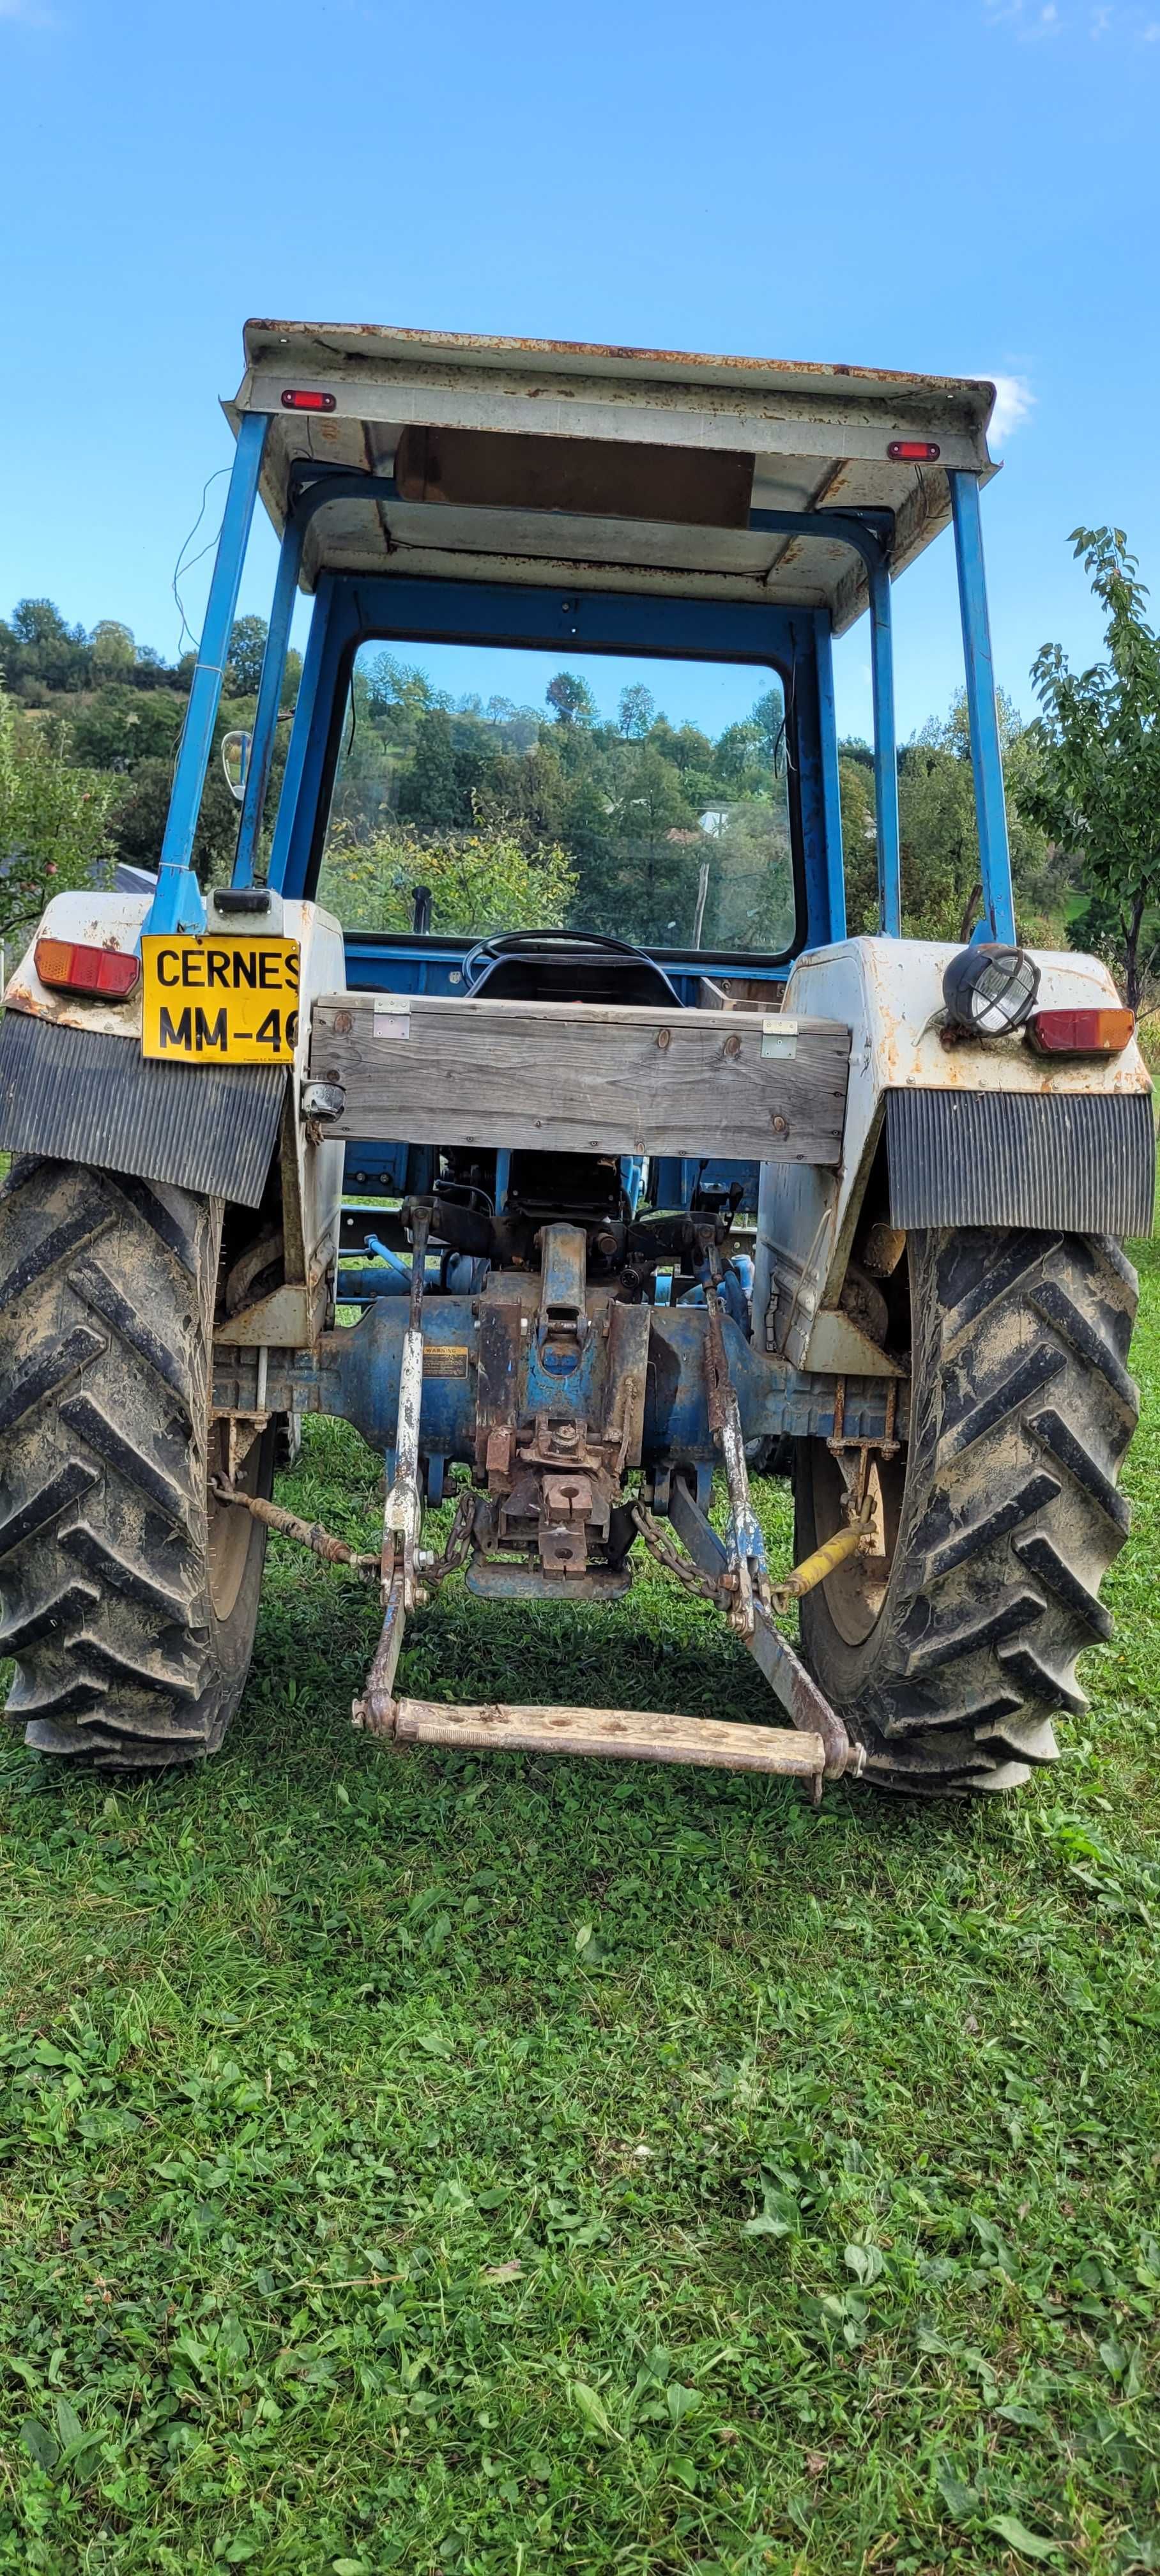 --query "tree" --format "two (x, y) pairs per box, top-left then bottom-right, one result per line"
(1023, 526), (1160, 1009)
(751, 686), (786, 764)
(546, 671), (597, 728)
(0, 686), (116, 942)
(707, 800), (794, 949)
(714, 719), (765, 792)
(89, 620), (136, 680)
(227, 615), (270, 696)
(69, 684), (184, 773)
(397, 706), (462, 827)
(618, 682), (655, 739)
(897, 740), (980, 939)
(838, 756), (878, 932)
(108, 710), (249, 889)
(1, 599), (91, 696)
(321, 822), (577, 937)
